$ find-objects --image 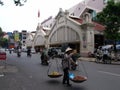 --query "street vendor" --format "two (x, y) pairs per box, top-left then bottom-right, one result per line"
(62, 47), (76, 86)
